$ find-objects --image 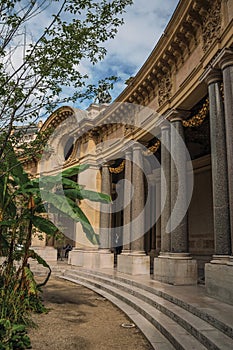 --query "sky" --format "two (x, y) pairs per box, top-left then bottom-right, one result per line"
(3, 0), (180, 118)
(75, 0), (180, 109)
